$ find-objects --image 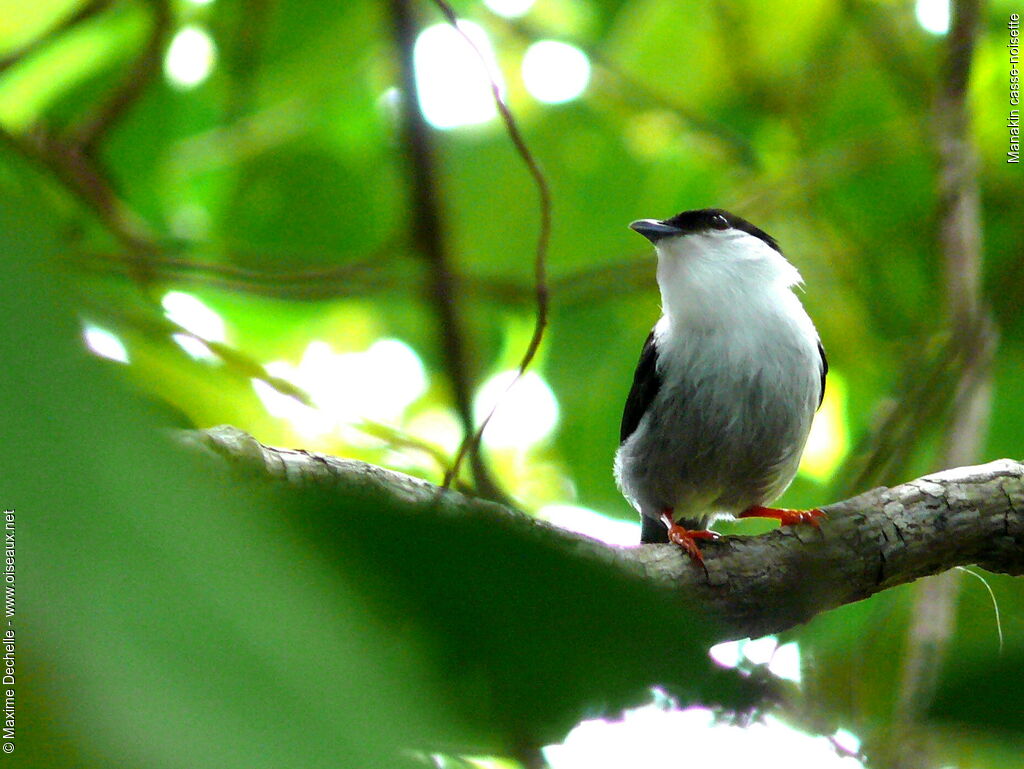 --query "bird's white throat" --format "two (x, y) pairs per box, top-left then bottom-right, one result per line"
(654, 229), (806, 332)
